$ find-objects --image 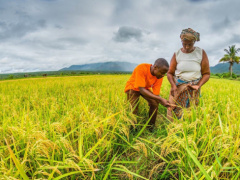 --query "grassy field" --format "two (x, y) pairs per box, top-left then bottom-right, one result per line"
(0, 75), (240, 179)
